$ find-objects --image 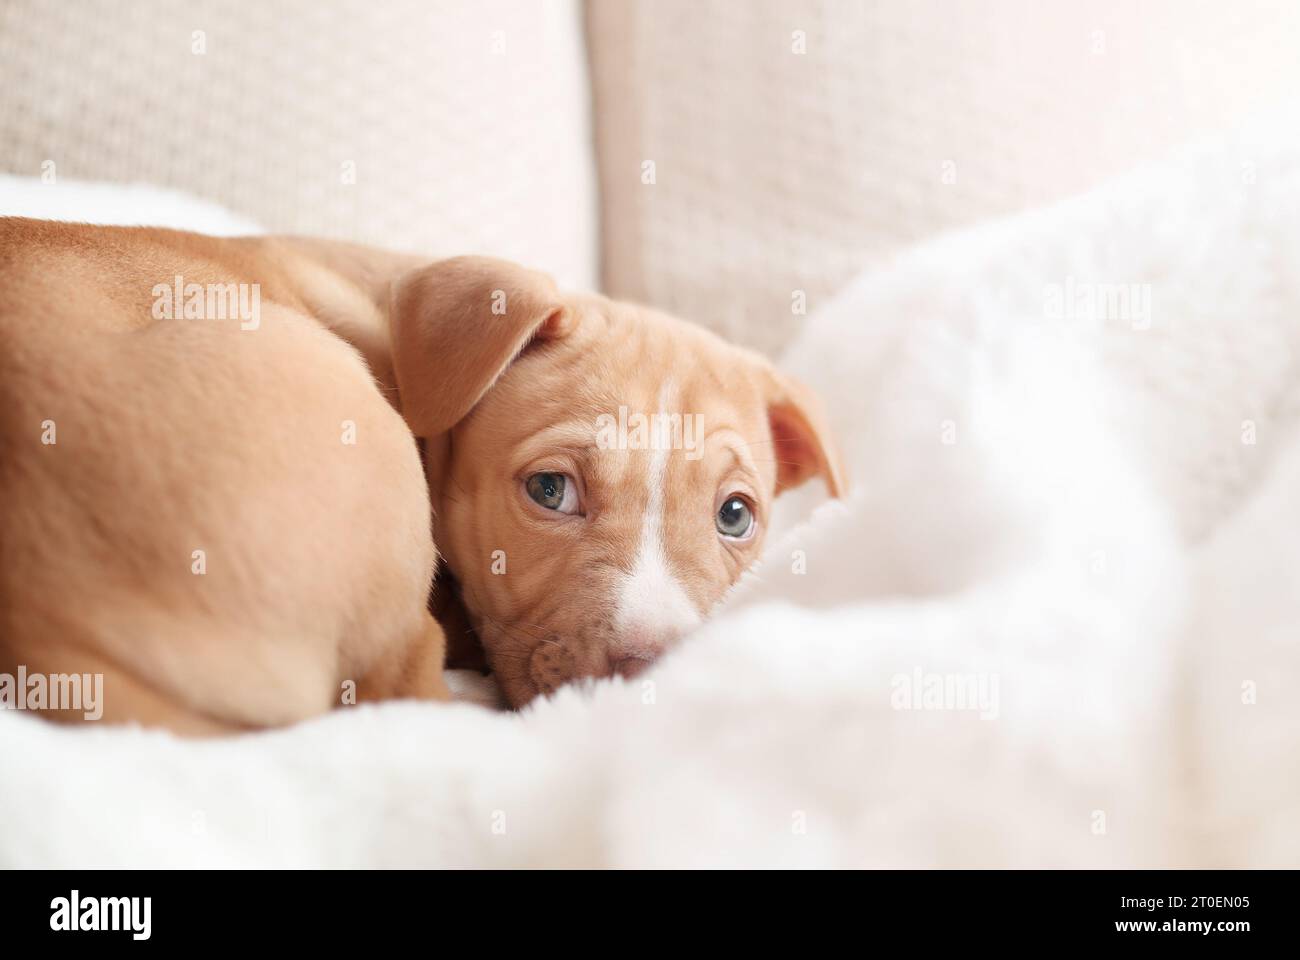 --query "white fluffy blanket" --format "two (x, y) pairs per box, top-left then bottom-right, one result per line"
(3, 117), (1299, 867)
